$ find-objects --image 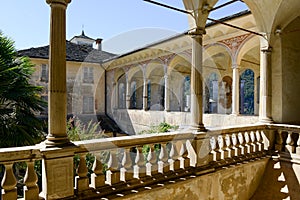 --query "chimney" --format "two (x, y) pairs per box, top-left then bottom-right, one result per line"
(95, 38), (103, 51)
